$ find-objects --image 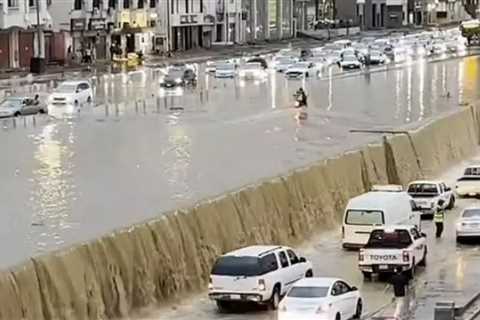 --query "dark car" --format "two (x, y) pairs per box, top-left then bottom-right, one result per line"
(160, 67), (197, 87)
(300, 48), (313, 59)
(247, 57), (268, 69)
